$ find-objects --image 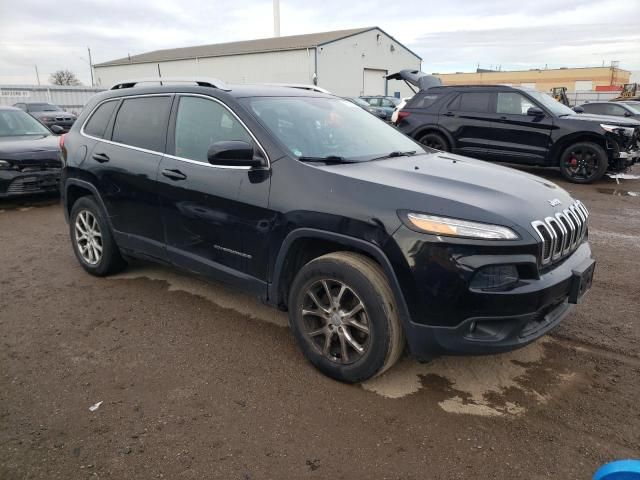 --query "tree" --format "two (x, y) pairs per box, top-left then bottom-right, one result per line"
(49, 69), (82, 86)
